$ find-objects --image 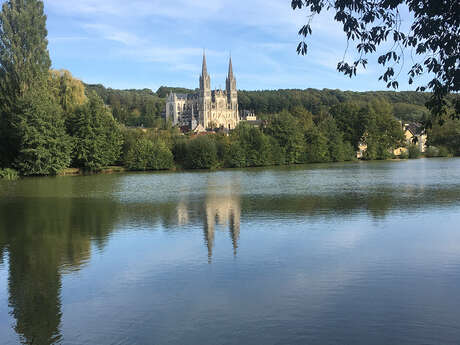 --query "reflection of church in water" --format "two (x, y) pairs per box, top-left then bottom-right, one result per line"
(177, 184), (241, 261)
